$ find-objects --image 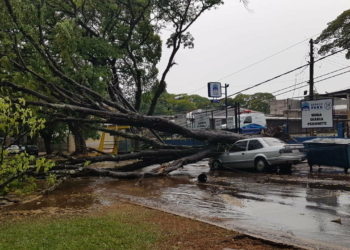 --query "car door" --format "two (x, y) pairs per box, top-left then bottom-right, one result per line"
(223, 140), (248, 168)
(245, 139), (265, 168)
